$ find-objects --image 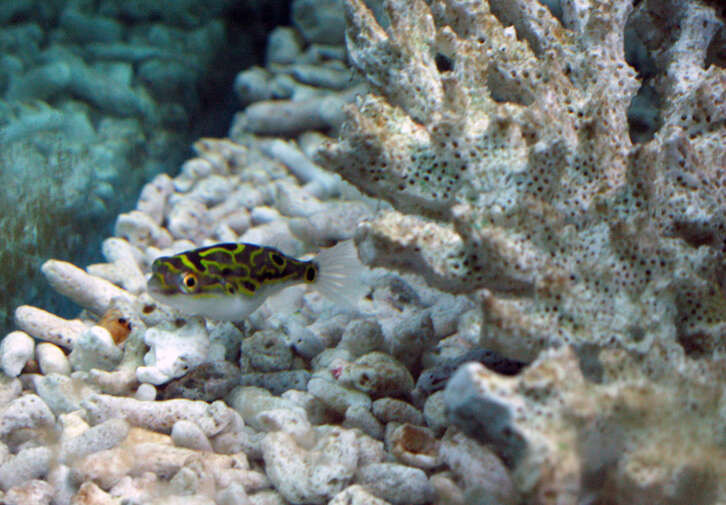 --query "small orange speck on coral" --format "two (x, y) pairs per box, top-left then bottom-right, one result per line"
(98, 308), (132, 345)
(22, 359), (40, 374)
